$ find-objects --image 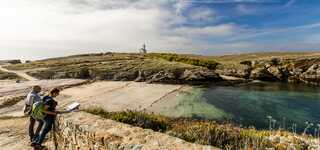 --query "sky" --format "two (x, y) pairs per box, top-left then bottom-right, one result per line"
(1, 0), (320, 60)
